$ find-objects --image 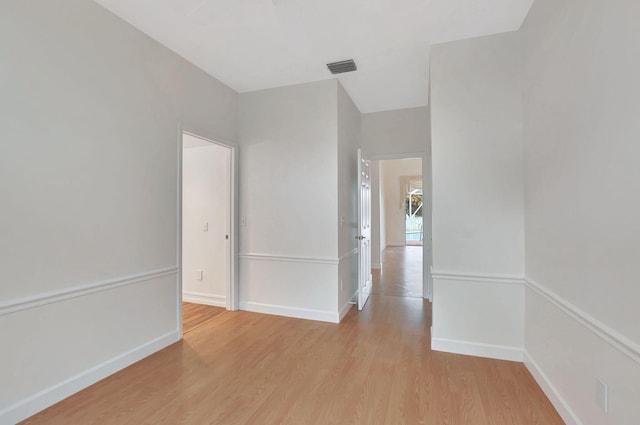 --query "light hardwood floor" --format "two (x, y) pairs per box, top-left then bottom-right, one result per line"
(371, 246), (423, 299)
(182, 302), (227, 334)
(21, 250), (563, 425)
